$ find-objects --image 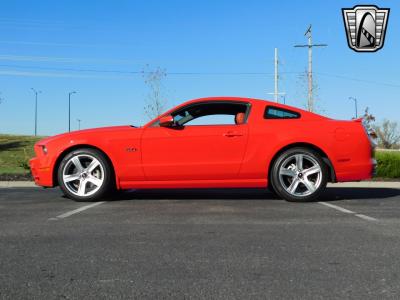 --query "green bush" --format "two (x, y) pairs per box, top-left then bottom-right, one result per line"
(375, 151), (400, 178)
